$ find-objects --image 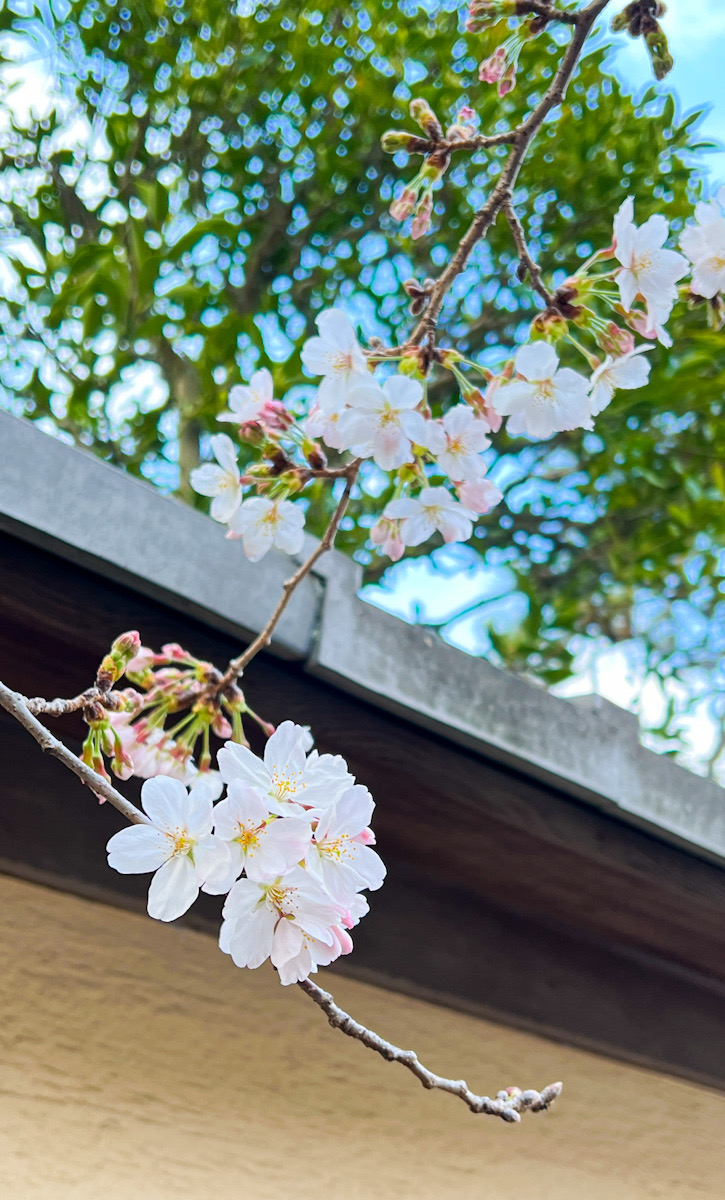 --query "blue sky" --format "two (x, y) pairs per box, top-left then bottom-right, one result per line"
(612, 0), (725, 183)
